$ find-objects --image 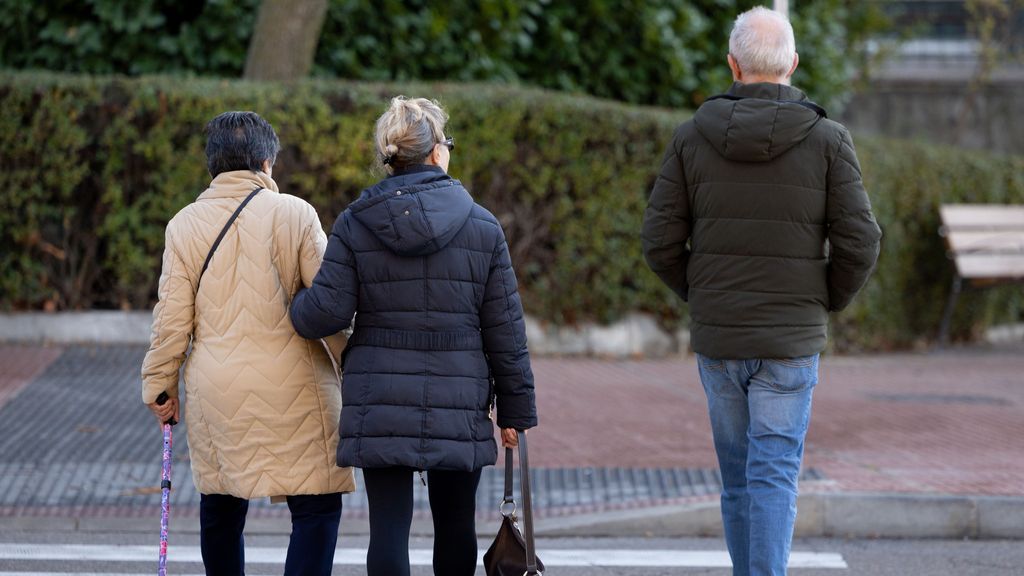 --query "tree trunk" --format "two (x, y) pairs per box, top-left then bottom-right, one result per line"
(243, 0), (328, 81)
